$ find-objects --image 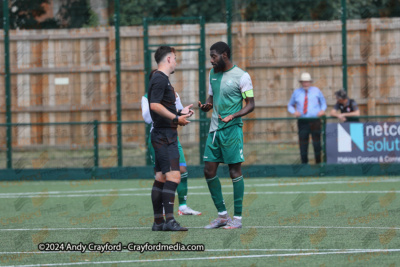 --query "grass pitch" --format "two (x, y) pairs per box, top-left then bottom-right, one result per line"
(0, 176), (399, 266)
